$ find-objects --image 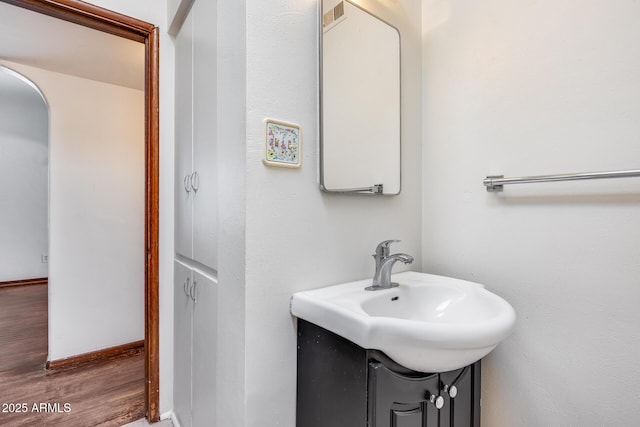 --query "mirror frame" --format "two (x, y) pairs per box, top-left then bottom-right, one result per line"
(319, 0), (402, 195)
